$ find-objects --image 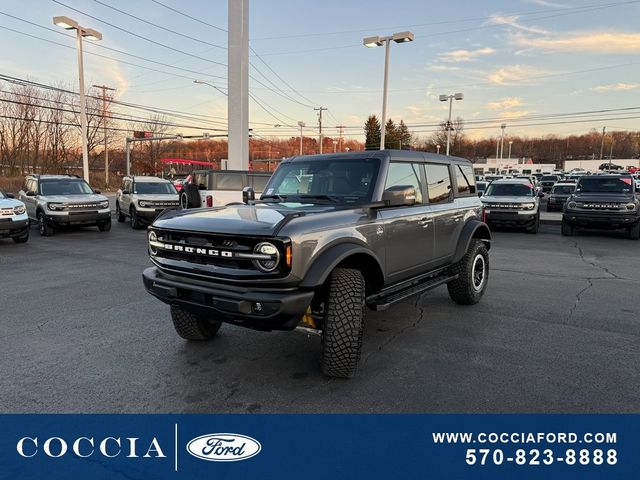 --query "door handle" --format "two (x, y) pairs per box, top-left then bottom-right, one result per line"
(417, 217), (433, 227)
